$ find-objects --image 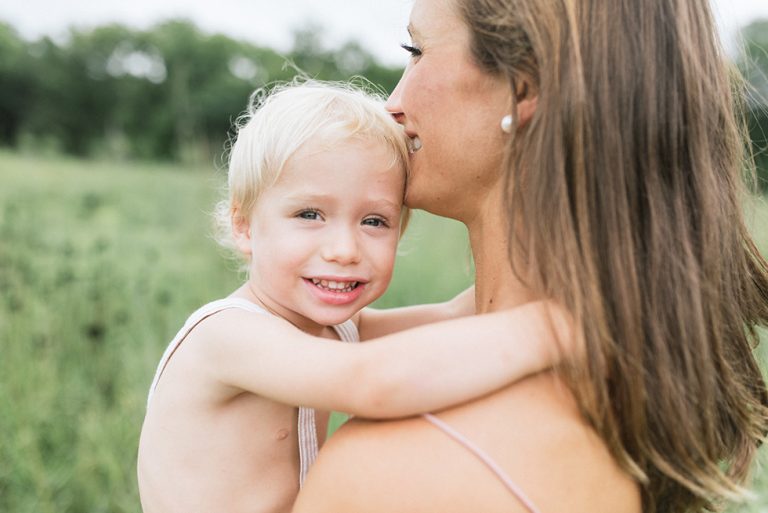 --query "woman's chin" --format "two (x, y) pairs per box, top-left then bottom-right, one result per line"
(403, 182), (433, 211)
(405, 190), (462, 220)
